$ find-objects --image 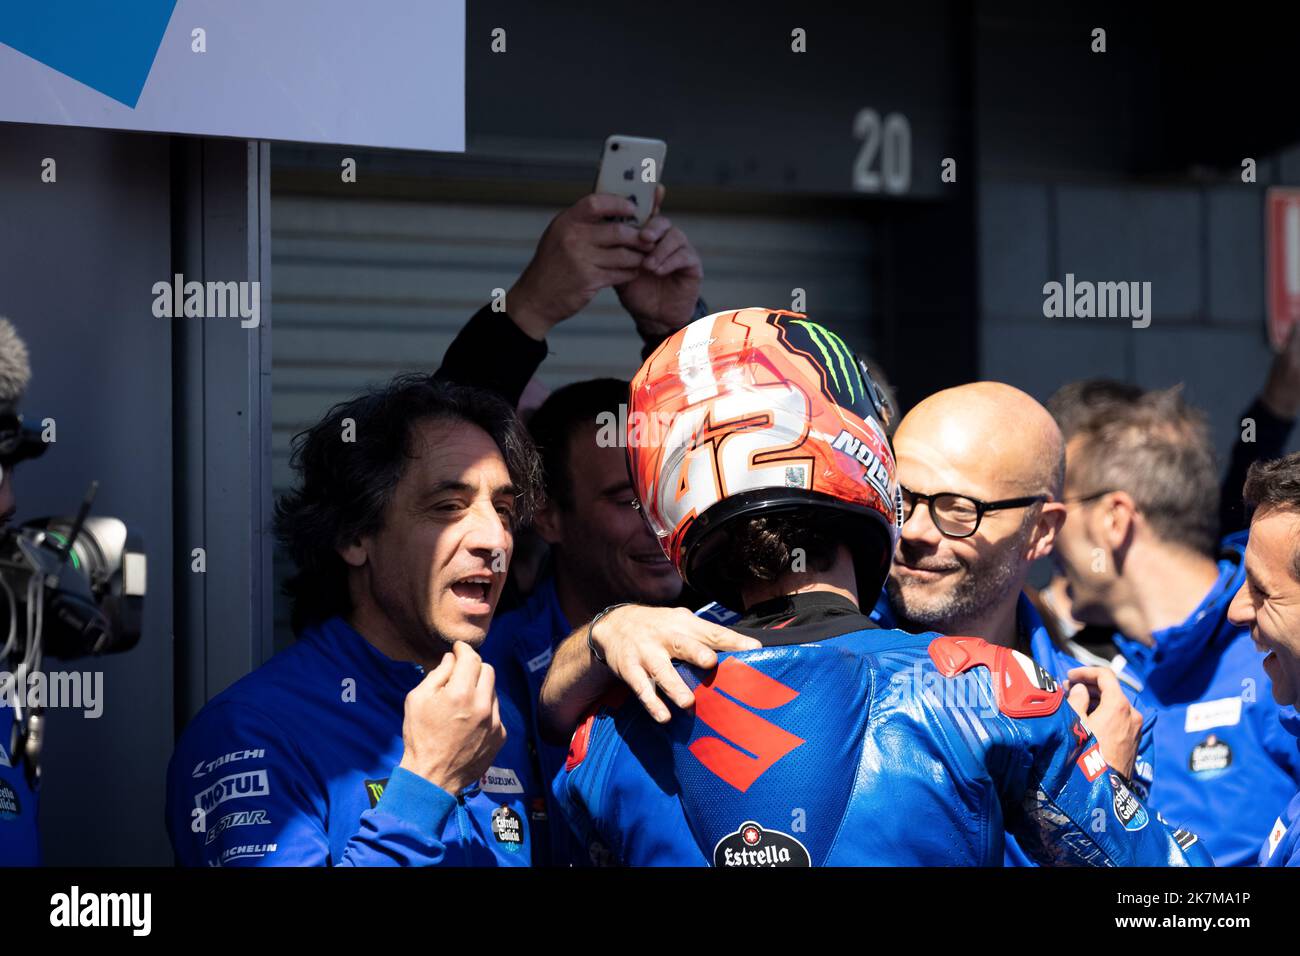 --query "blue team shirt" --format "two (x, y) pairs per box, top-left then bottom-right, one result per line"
(481, 575), (587, 865)
(1111, 534), (1300, 866)
(1260, 710), (1300, 867)
(166, 616), (540, 866)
